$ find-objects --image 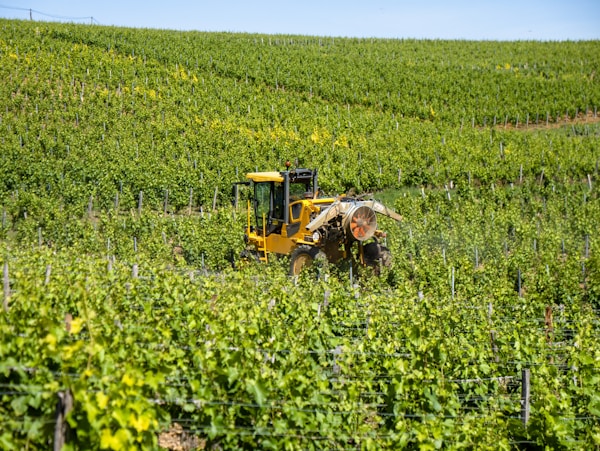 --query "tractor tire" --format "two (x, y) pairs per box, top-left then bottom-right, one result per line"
(363, 242), (392, 274)
(289, 245), (328, 276)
